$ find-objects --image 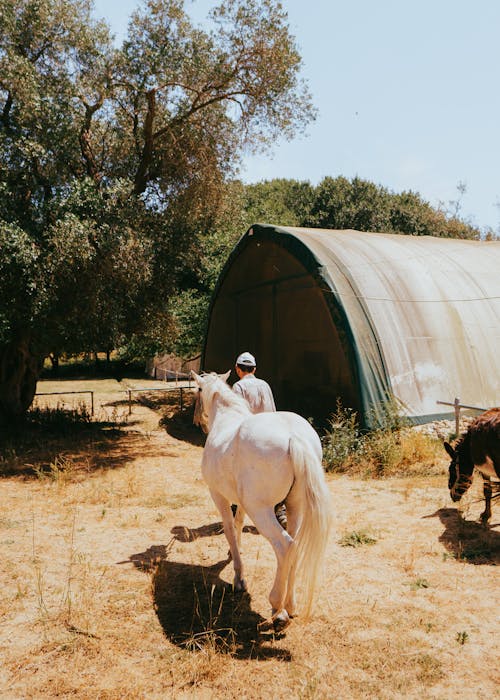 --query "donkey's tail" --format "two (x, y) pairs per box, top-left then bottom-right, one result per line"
(289, 435), (332, 618)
